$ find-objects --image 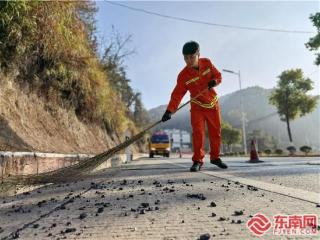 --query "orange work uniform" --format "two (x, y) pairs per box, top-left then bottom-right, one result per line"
(166, 58), (222, 164)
